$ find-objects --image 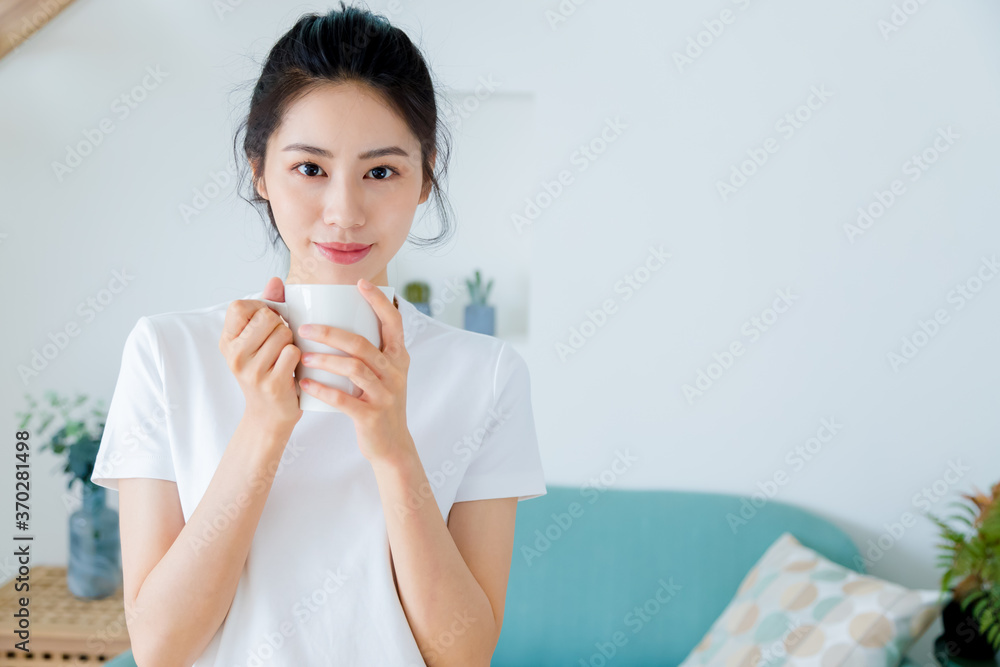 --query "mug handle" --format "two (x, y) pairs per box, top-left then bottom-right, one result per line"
(260, 298), (300, 391)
